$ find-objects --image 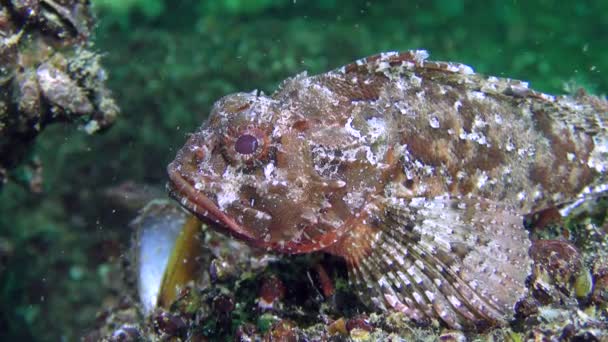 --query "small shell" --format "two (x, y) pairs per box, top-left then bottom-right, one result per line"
(36, 62), (93, 114)
(530, 240), (581, 278)
(530, 239), (589, 301)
